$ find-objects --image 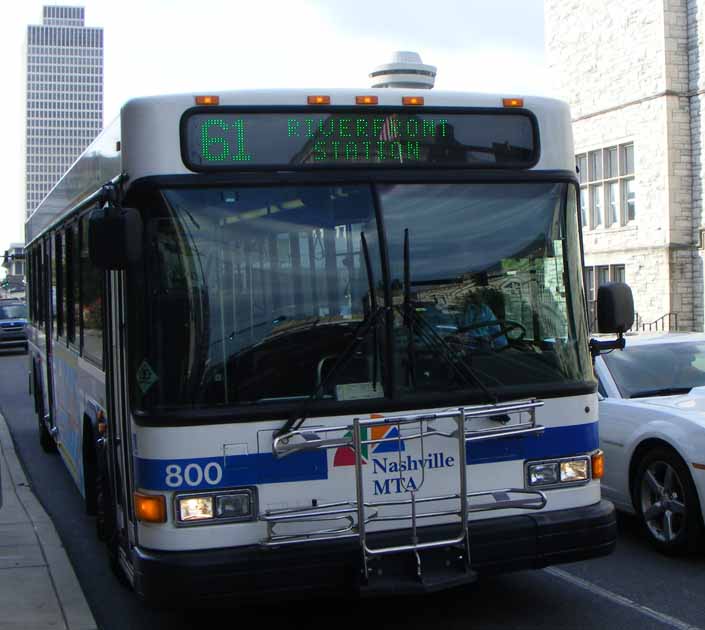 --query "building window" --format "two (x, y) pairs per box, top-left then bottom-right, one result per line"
(584, 264), (627, 329)
(611, 264), (625, 284)
(590, 184), (603, 228)
(597, 265), (610, 287)
(576, 142), (635, 229)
